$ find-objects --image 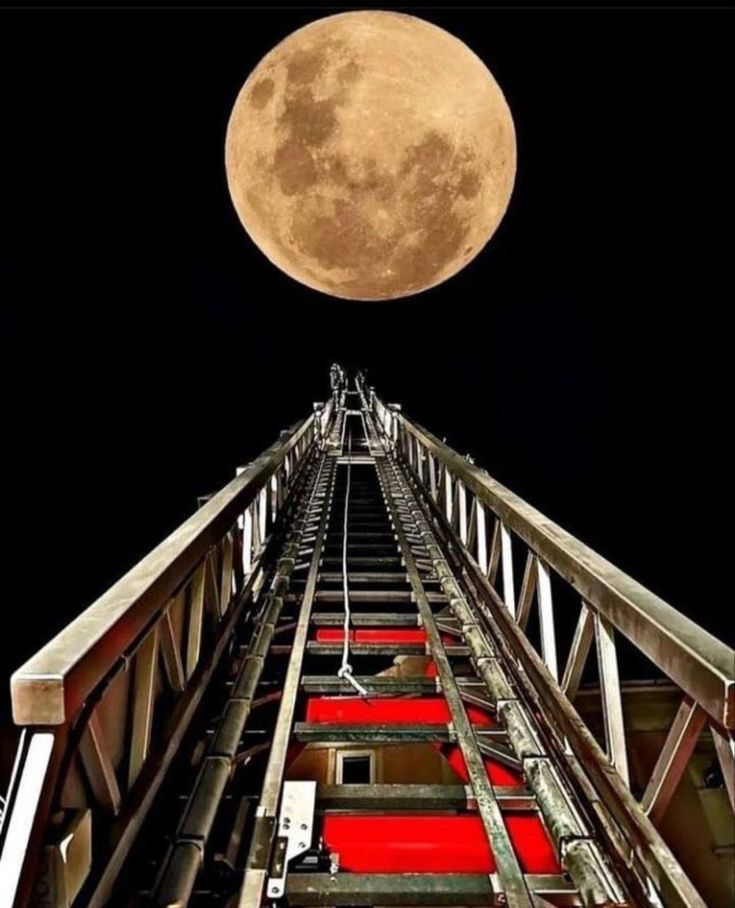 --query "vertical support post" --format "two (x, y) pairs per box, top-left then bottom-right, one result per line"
(128, 626), (159, 788)
(220, 531), (235, 609)
(444, 469), (453, 524)
(500, 522), (516, 618)
(242, 507), (253, 575)
(270, 473), (278, 521)
(185, 562), (206, 679)
(276, 468), (284, 513)
(428, 454), (437, 501)
(258, 487), (268, 549)
(536, 558), (558, 681)
(458, 482), (468, 545)
(467, 497), (477, 552)
(594, 613), (629, 786)
(250, 501), (261, 556)
(476, 503), (488, 574)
